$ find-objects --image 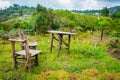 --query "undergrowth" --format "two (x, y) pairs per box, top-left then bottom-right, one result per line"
(0, 33), (120, 80)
